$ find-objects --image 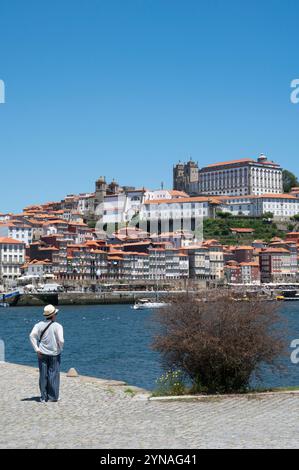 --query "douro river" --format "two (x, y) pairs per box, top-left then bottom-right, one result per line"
(0, 303), (298, 390)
